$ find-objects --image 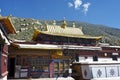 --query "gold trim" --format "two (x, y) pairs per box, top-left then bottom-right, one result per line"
(0, 16), (16, 34)
(35, 30), (102, 39)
